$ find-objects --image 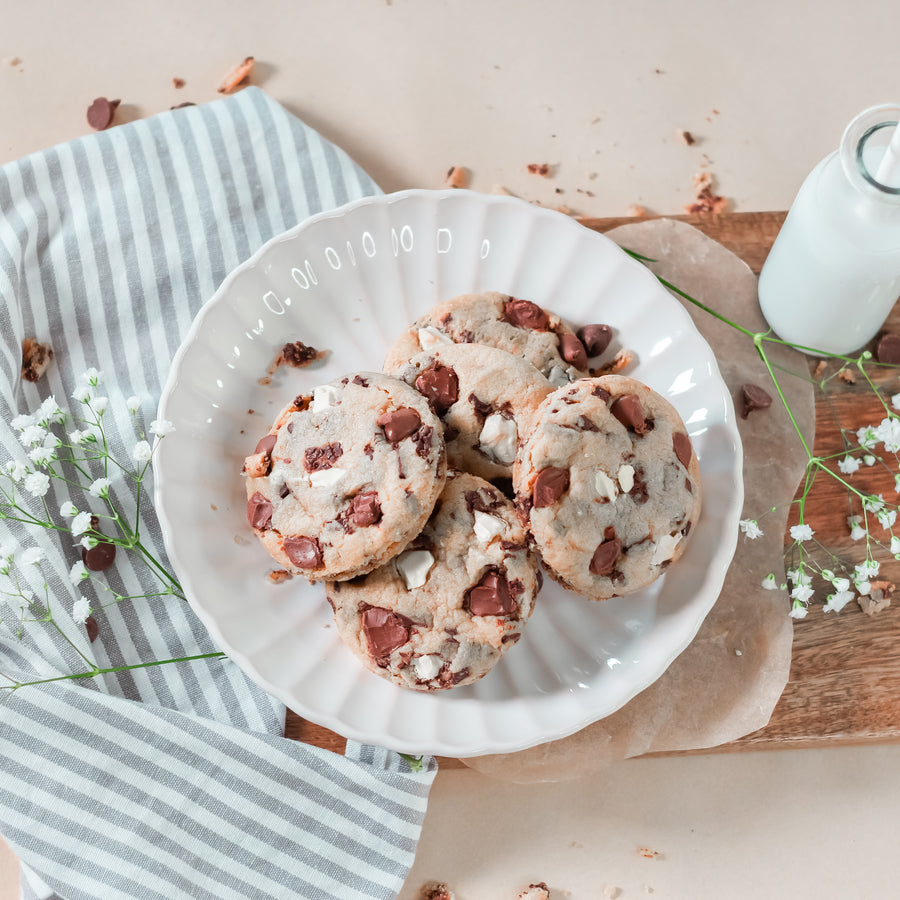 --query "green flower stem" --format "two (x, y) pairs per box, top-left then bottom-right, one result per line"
(0, 651), (227, 691)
